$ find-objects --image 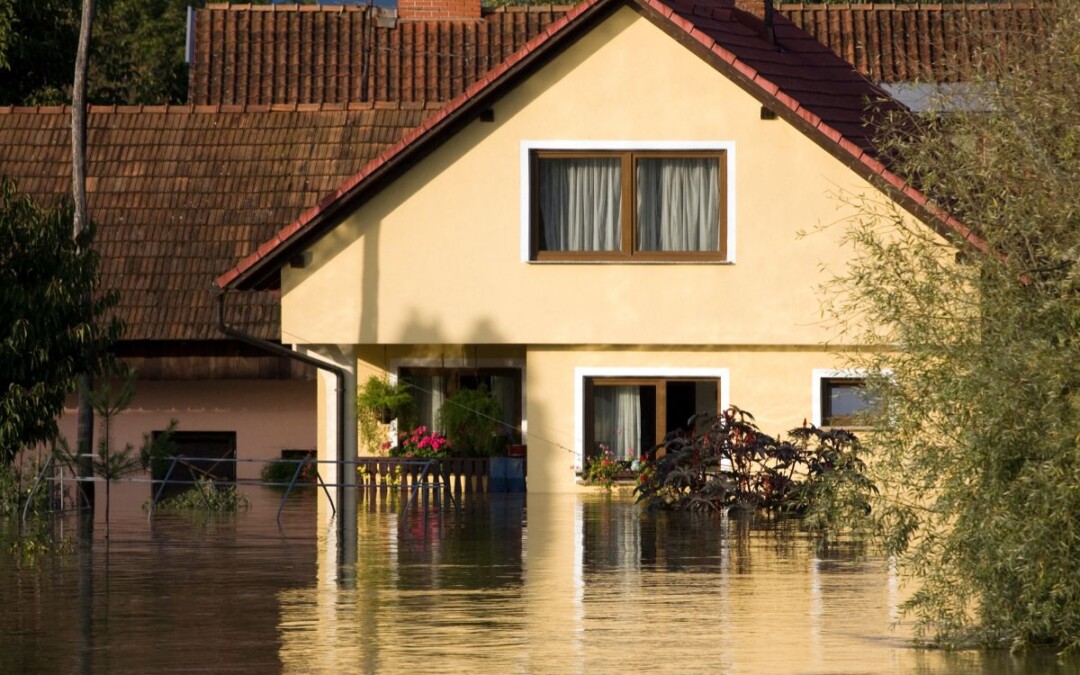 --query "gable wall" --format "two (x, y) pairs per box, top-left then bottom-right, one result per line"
(281, 6), (908, 348)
